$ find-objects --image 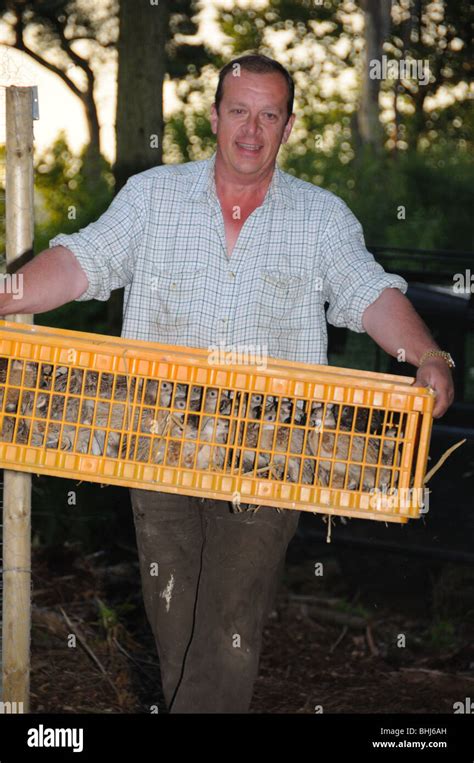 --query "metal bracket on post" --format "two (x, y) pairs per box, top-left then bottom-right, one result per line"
(32, 86), (39, 120)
